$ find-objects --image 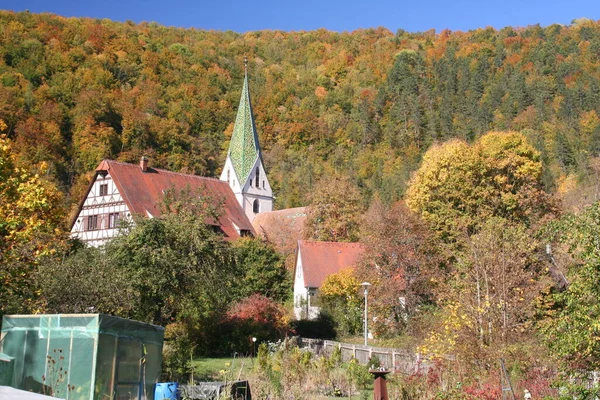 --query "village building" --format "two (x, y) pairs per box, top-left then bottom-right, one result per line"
(69, 158), (255, 247)
(293, 240), (365, 319)
(70, 60), (271, 246)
